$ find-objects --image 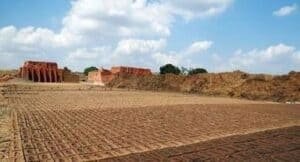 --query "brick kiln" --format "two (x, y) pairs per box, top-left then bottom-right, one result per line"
(88, 66), (151, 84)
(19, 61), (79, 83)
